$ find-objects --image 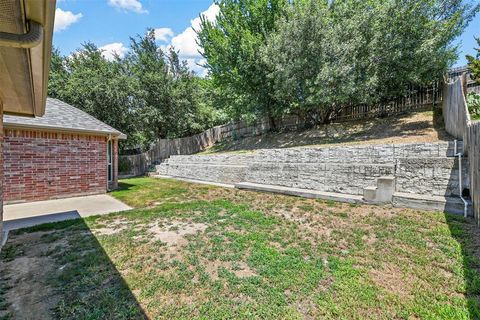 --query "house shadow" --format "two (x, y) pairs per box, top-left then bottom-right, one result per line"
(445, 214), (480, 319)
(0, 212), (147, 319)
(116, 181), (138, 192)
